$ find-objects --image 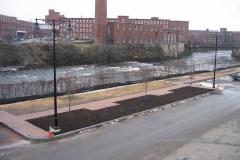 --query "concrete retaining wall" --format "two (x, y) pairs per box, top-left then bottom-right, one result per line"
(161, 42), (185, 58)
